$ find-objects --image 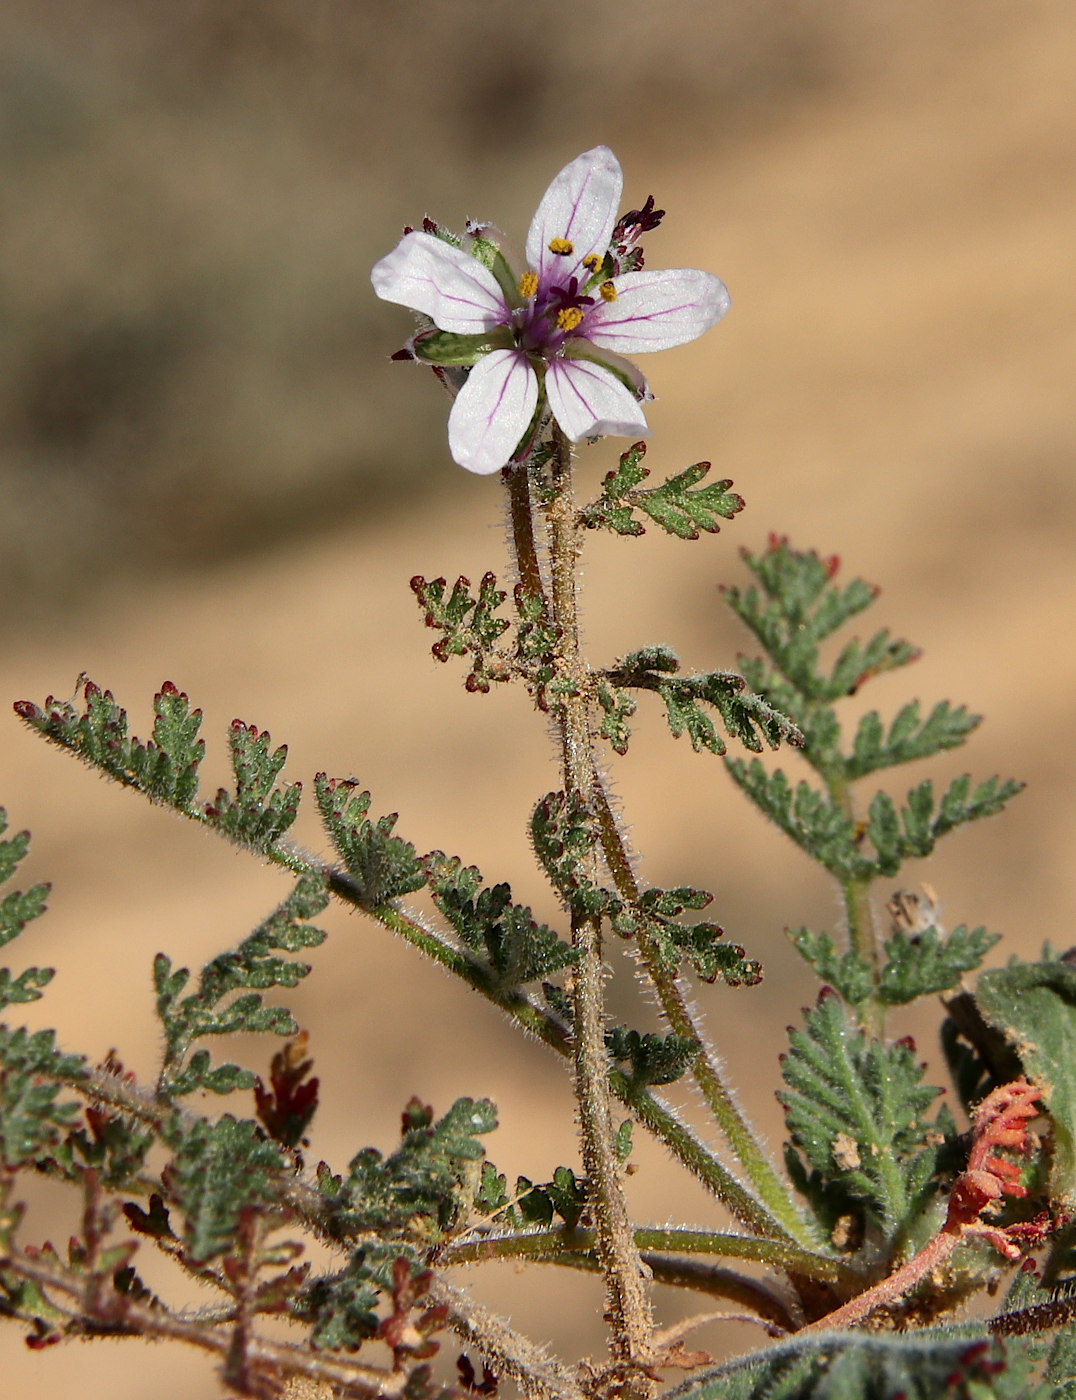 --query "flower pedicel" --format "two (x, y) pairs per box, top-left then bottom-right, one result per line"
(371, 146), (730, 475)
